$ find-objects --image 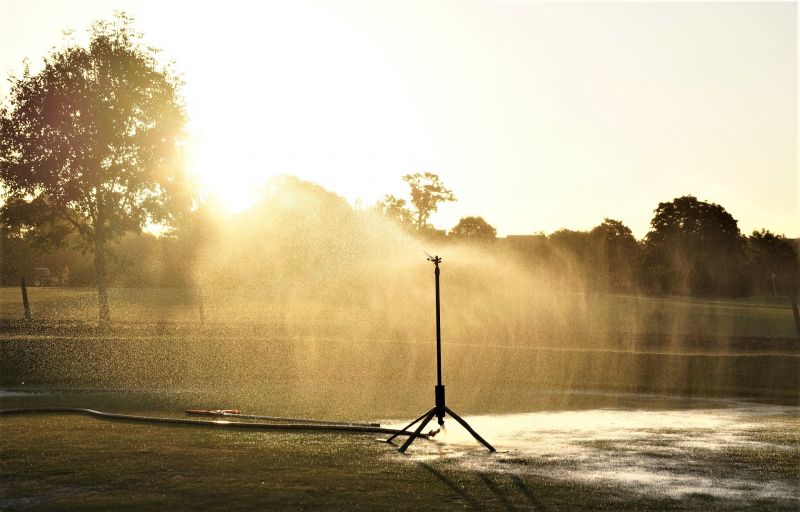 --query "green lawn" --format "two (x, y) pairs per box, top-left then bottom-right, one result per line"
(1, 287), (798, 510)
(2, 286), (797, 408)
(1, 397), (797, 511)
(2, 286), (798, 340)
